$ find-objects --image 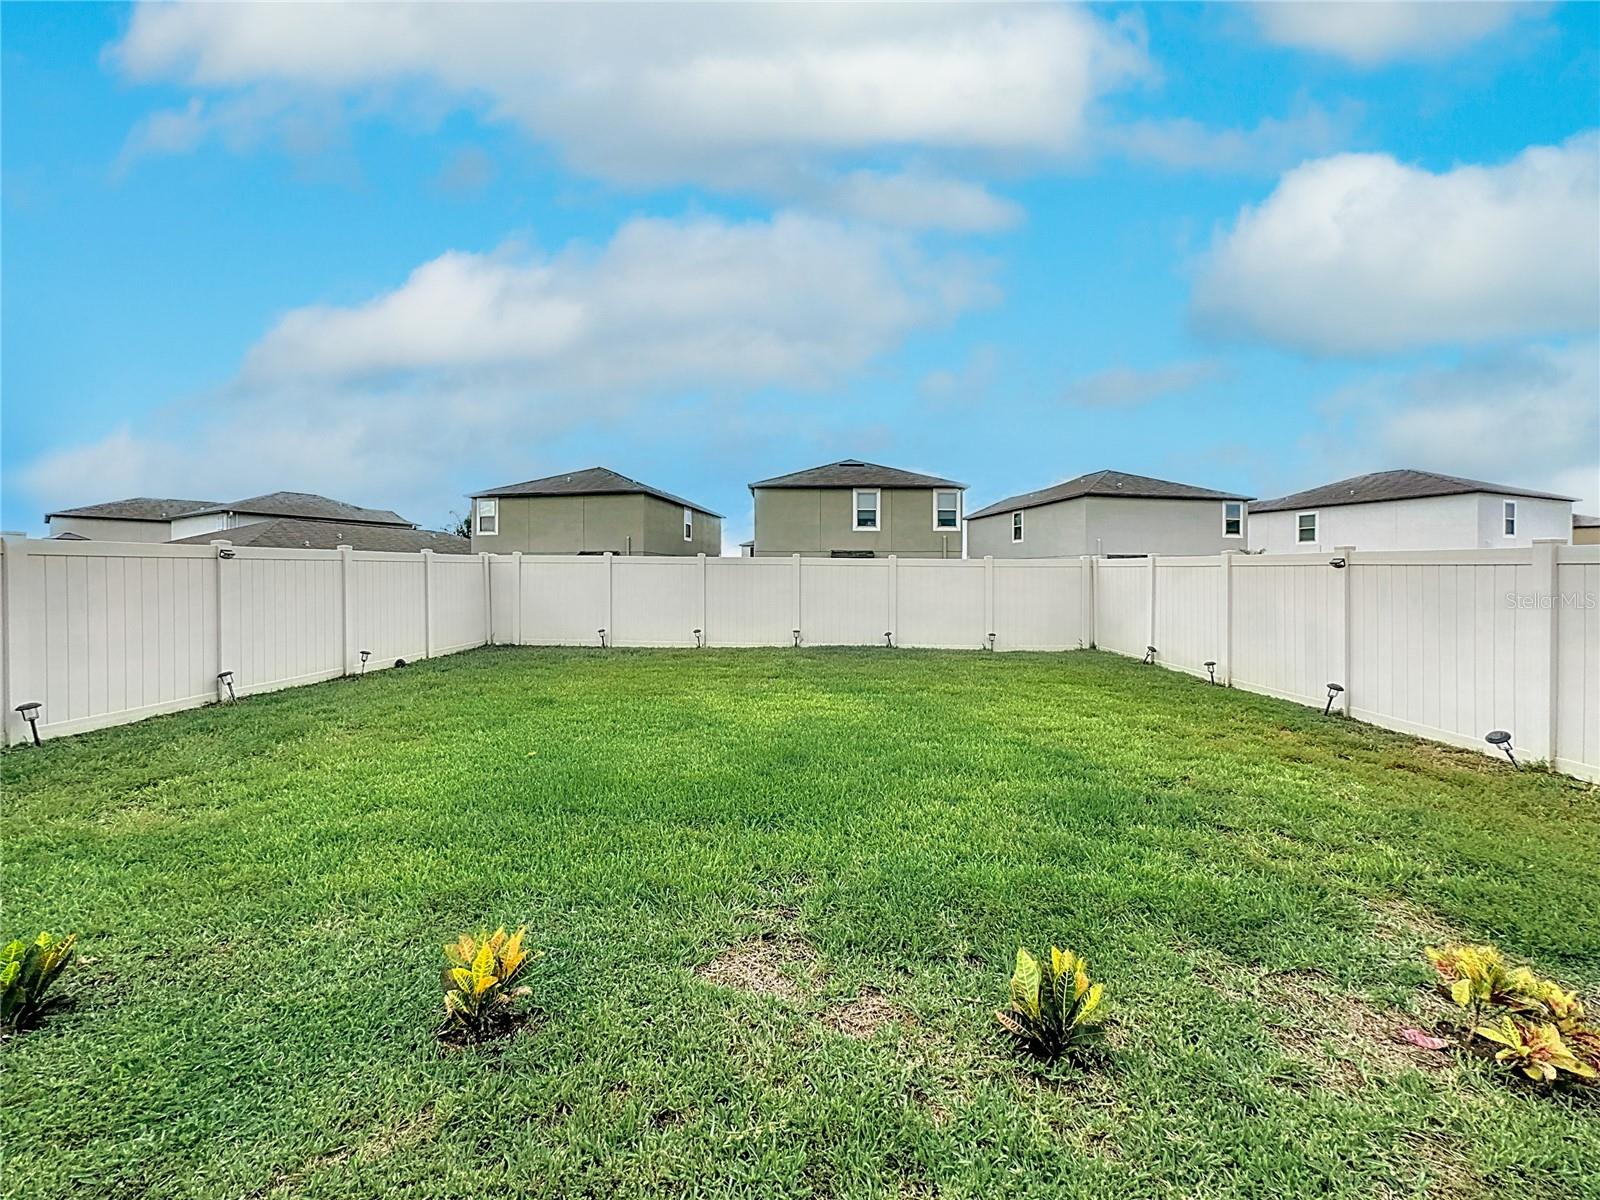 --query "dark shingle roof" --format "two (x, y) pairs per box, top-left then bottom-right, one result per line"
(46, 497), (221, 522)
(968, 470), (1250, 521)
(189, 492), (413, 526)
(169, 519), (471, 554)
(1574, 514), (1600, 529)
(1251, 469), (1576, 514)
(474, 467), (722, 517)
(749, 459), (964, 490)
